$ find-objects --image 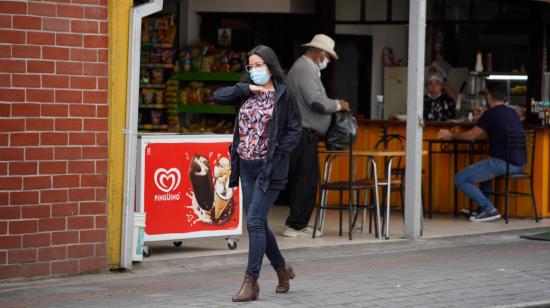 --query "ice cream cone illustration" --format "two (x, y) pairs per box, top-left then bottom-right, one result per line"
(188, 154), (214, 211)
(211, 157), (234, 225)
